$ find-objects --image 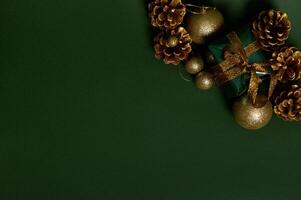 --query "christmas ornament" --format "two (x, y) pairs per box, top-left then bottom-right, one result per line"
(186, 6), (224, 45)
(273, 84), (301, 121)
(154, 27), (192, 65)
(233, 94), (273, 130)
(148, 0), (186, 30)
(195, 71), (214, 90)
(147, 1), (300, 130)
(252, 10), (291, 51)
(204, 49), (216, 66)
(185, 56), (204, 74)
